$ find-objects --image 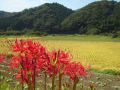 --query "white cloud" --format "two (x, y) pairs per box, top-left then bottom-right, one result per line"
(0, 0), (47, 12)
